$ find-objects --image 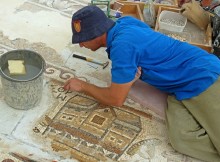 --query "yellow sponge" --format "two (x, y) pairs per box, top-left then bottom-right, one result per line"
(8, 60), (26, 75)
